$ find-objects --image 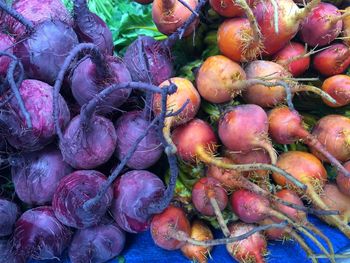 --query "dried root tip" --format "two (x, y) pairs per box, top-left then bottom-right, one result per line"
(171, 221), (288, 247)
(196, 147), (307, 190)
